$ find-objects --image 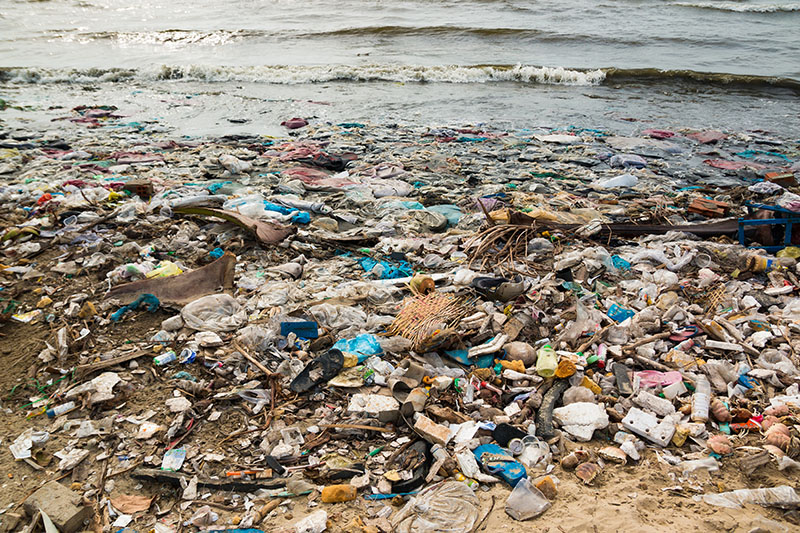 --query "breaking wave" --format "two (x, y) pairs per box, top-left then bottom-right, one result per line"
(0, 64), (607, 86)
(1, 64), (798, 90)
(672, 2), (800, 12)
(51, 29), (256, 47)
